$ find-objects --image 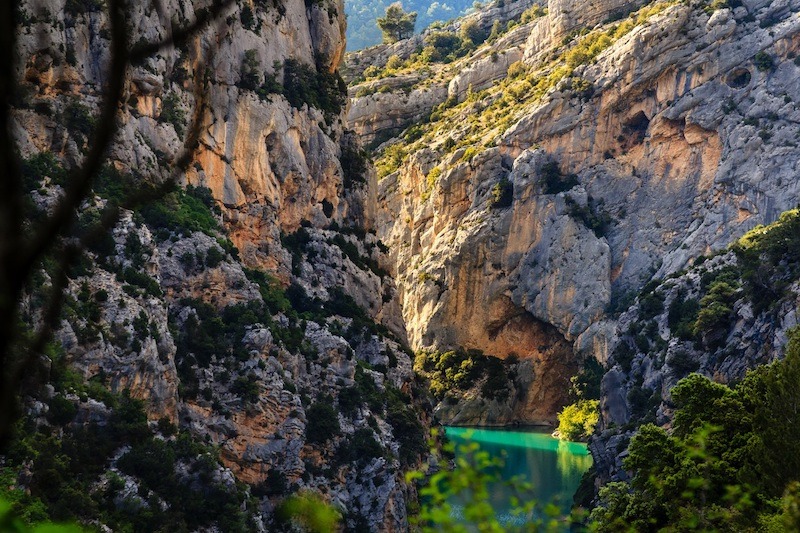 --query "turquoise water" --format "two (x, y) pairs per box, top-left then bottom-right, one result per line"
(444, 426), (592, 526)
